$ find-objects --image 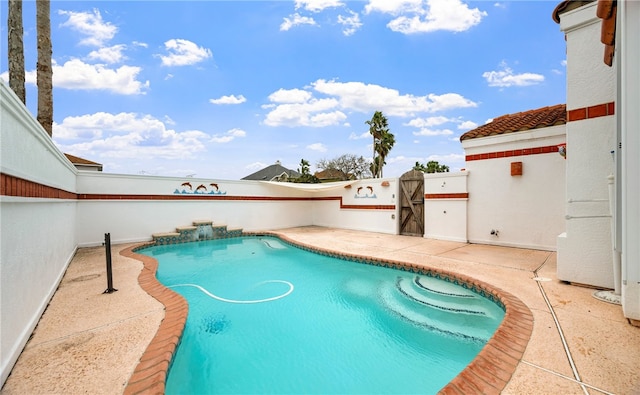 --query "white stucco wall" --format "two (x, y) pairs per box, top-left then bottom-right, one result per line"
(311, 178), (398, 234)
(463, 125), (566, 250)
(75, 175), (399, 247)
(0, 83), (78, 386)
(556, 3), (617, 288)
(619, 0), (640, 321)
(75, 173), (320, 246)
(424, 171), (469, 242)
